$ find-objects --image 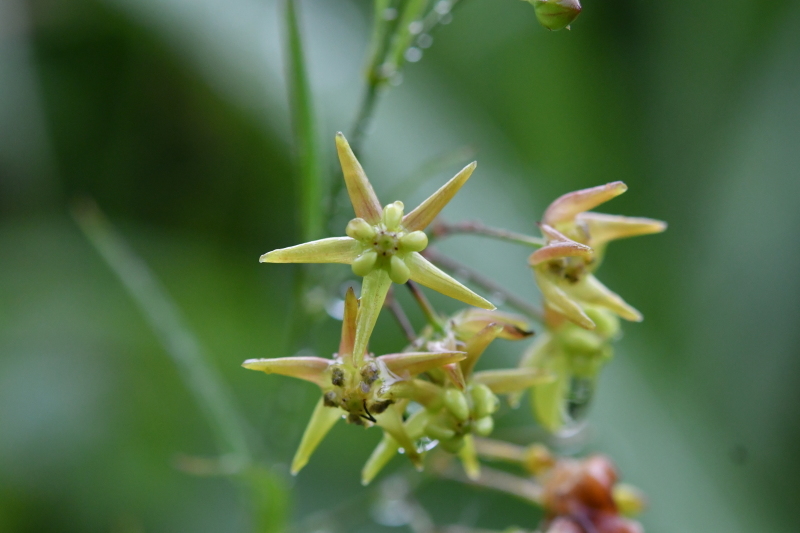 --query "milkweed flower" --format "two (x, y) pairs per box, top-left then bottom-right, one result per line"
(242, 288), (465, 474)
(260, 133), (494, 365)
(530, 182), (666, 330)
(360, 310), (549, 485)
(516, 305), (619, 431)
